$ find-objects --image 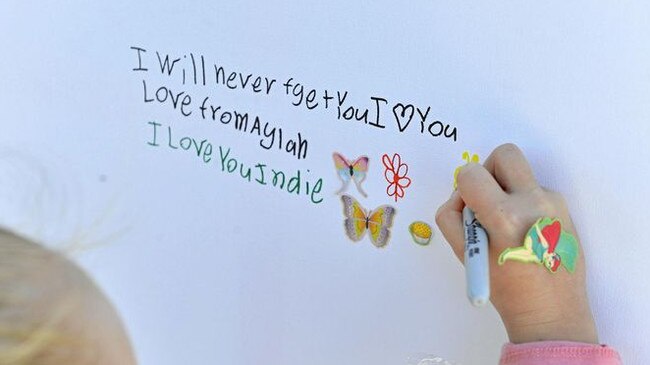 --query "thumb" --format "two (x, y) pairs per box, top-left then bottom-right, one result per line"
(435, 191), (465, 262)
